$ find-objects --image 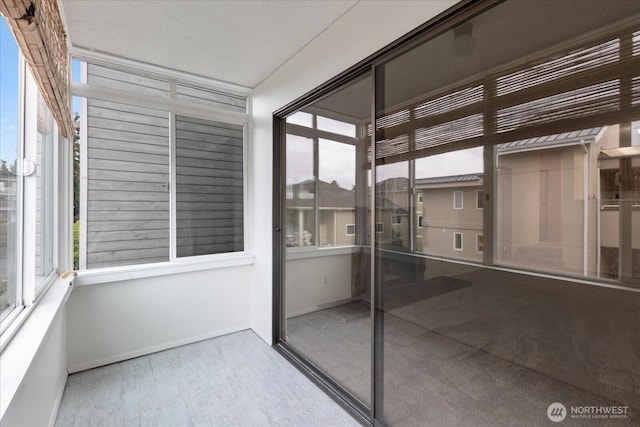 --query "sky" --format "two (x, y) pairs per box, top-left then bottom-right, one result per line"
(0, 19), (19, 167)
